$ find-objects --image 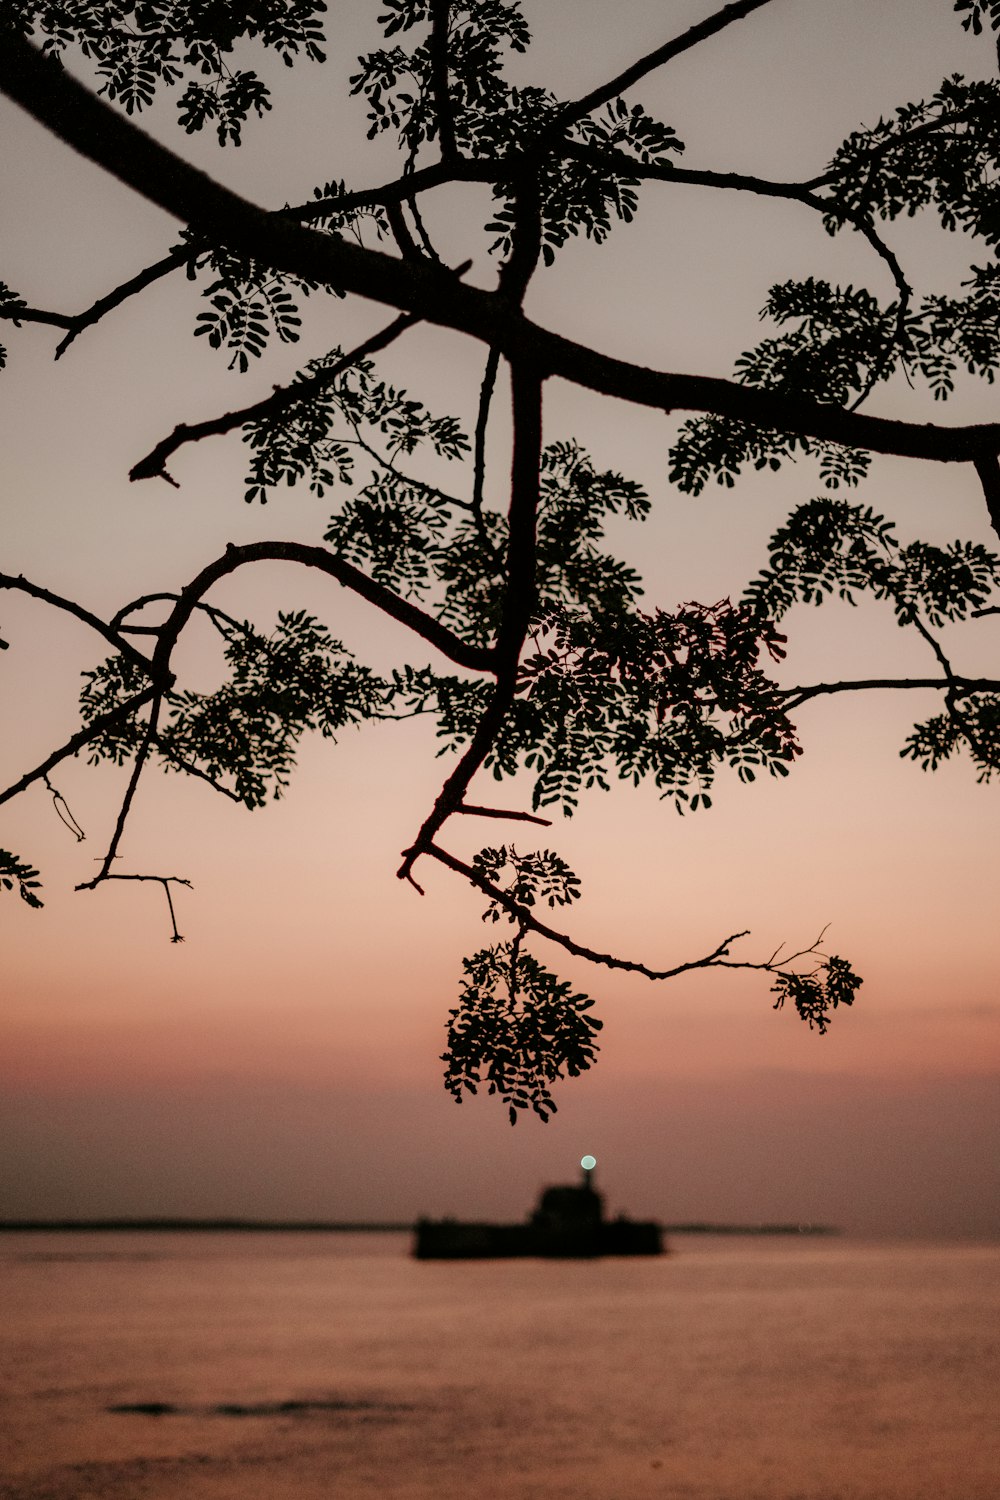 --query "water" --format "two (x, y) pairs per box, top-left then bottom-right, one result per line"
(1, 1232), (997, 1499)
